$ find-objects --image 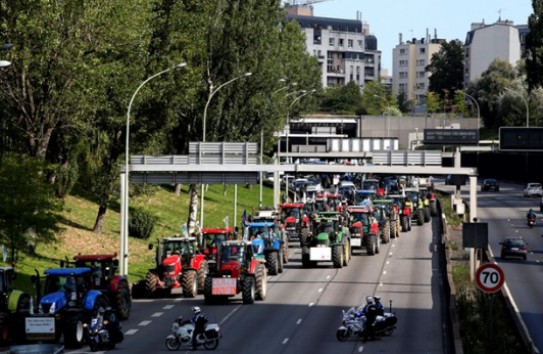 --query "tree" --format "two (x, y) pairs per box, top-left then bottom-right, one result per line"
(0, 154), (63, 261)
(426, 92), (440, 114)
(525, 0), (543, 91)
(319, 81), (362, 114)
(426, 40), (464, 100)
(468, 58), (517, 129)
